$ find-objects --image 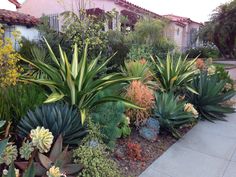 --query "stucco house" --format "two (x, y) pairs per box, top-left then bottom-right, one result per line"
(0, 0), (39, 47)
(18, 0), (202, 51)
(164, 14), (203, 51)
